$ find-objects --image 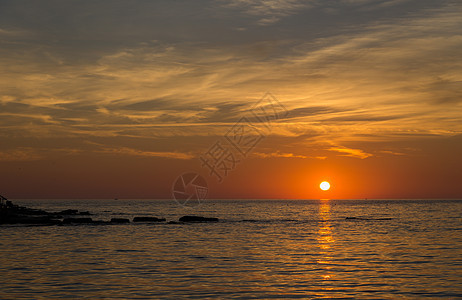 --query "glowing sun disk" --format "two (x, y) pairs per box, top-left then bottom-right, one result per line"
(320, 181), (330, 191)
